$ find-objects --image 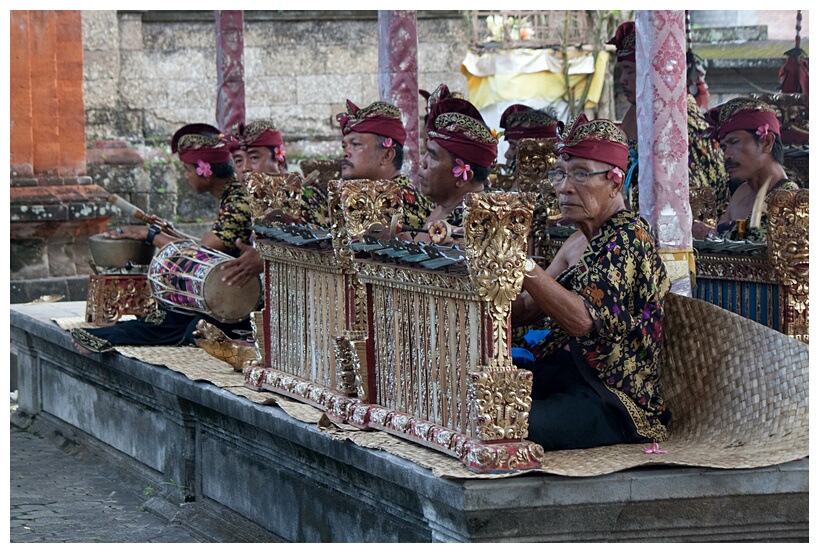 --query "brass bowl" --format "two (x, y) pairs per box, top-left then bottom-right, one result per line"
(88, 234), (156, 268)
